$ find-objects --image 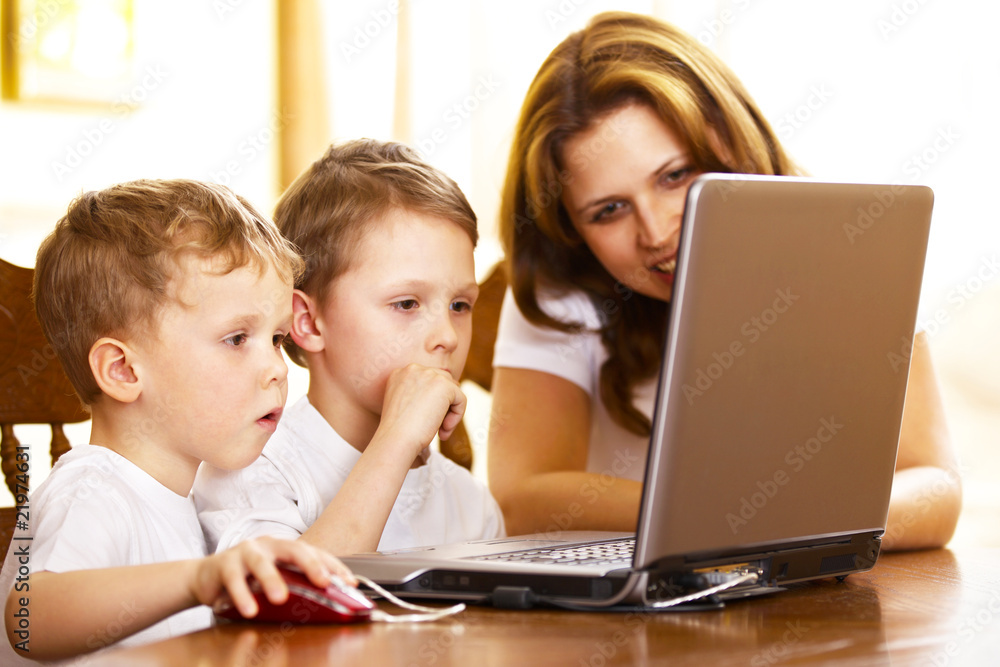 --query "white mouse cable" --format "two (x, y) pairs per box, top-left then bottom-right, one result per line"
(355, 574), (467, 623)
